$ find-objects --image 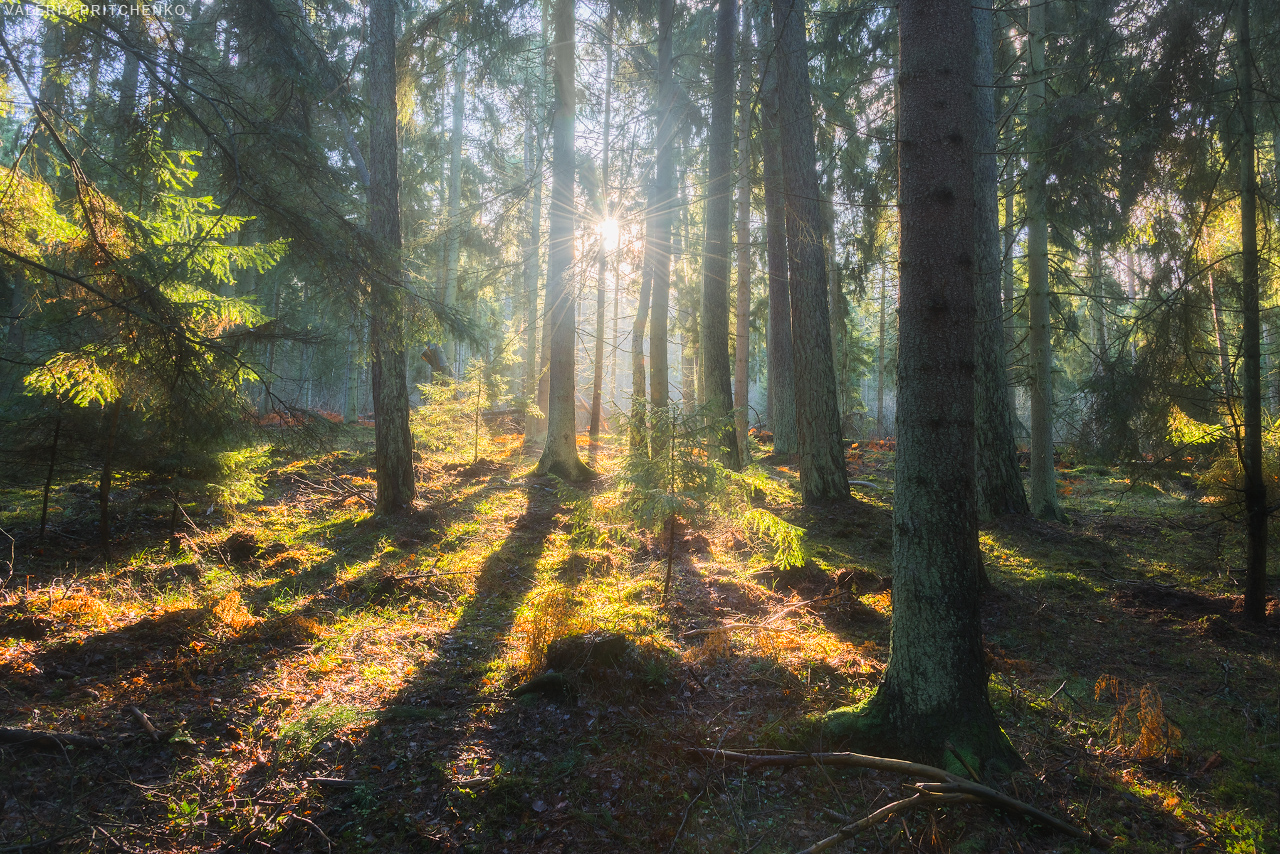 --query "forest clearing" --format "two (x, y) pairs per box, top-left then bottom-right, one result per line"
(1, 416), (1278, 853)
(2, 0), (1279, 850)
